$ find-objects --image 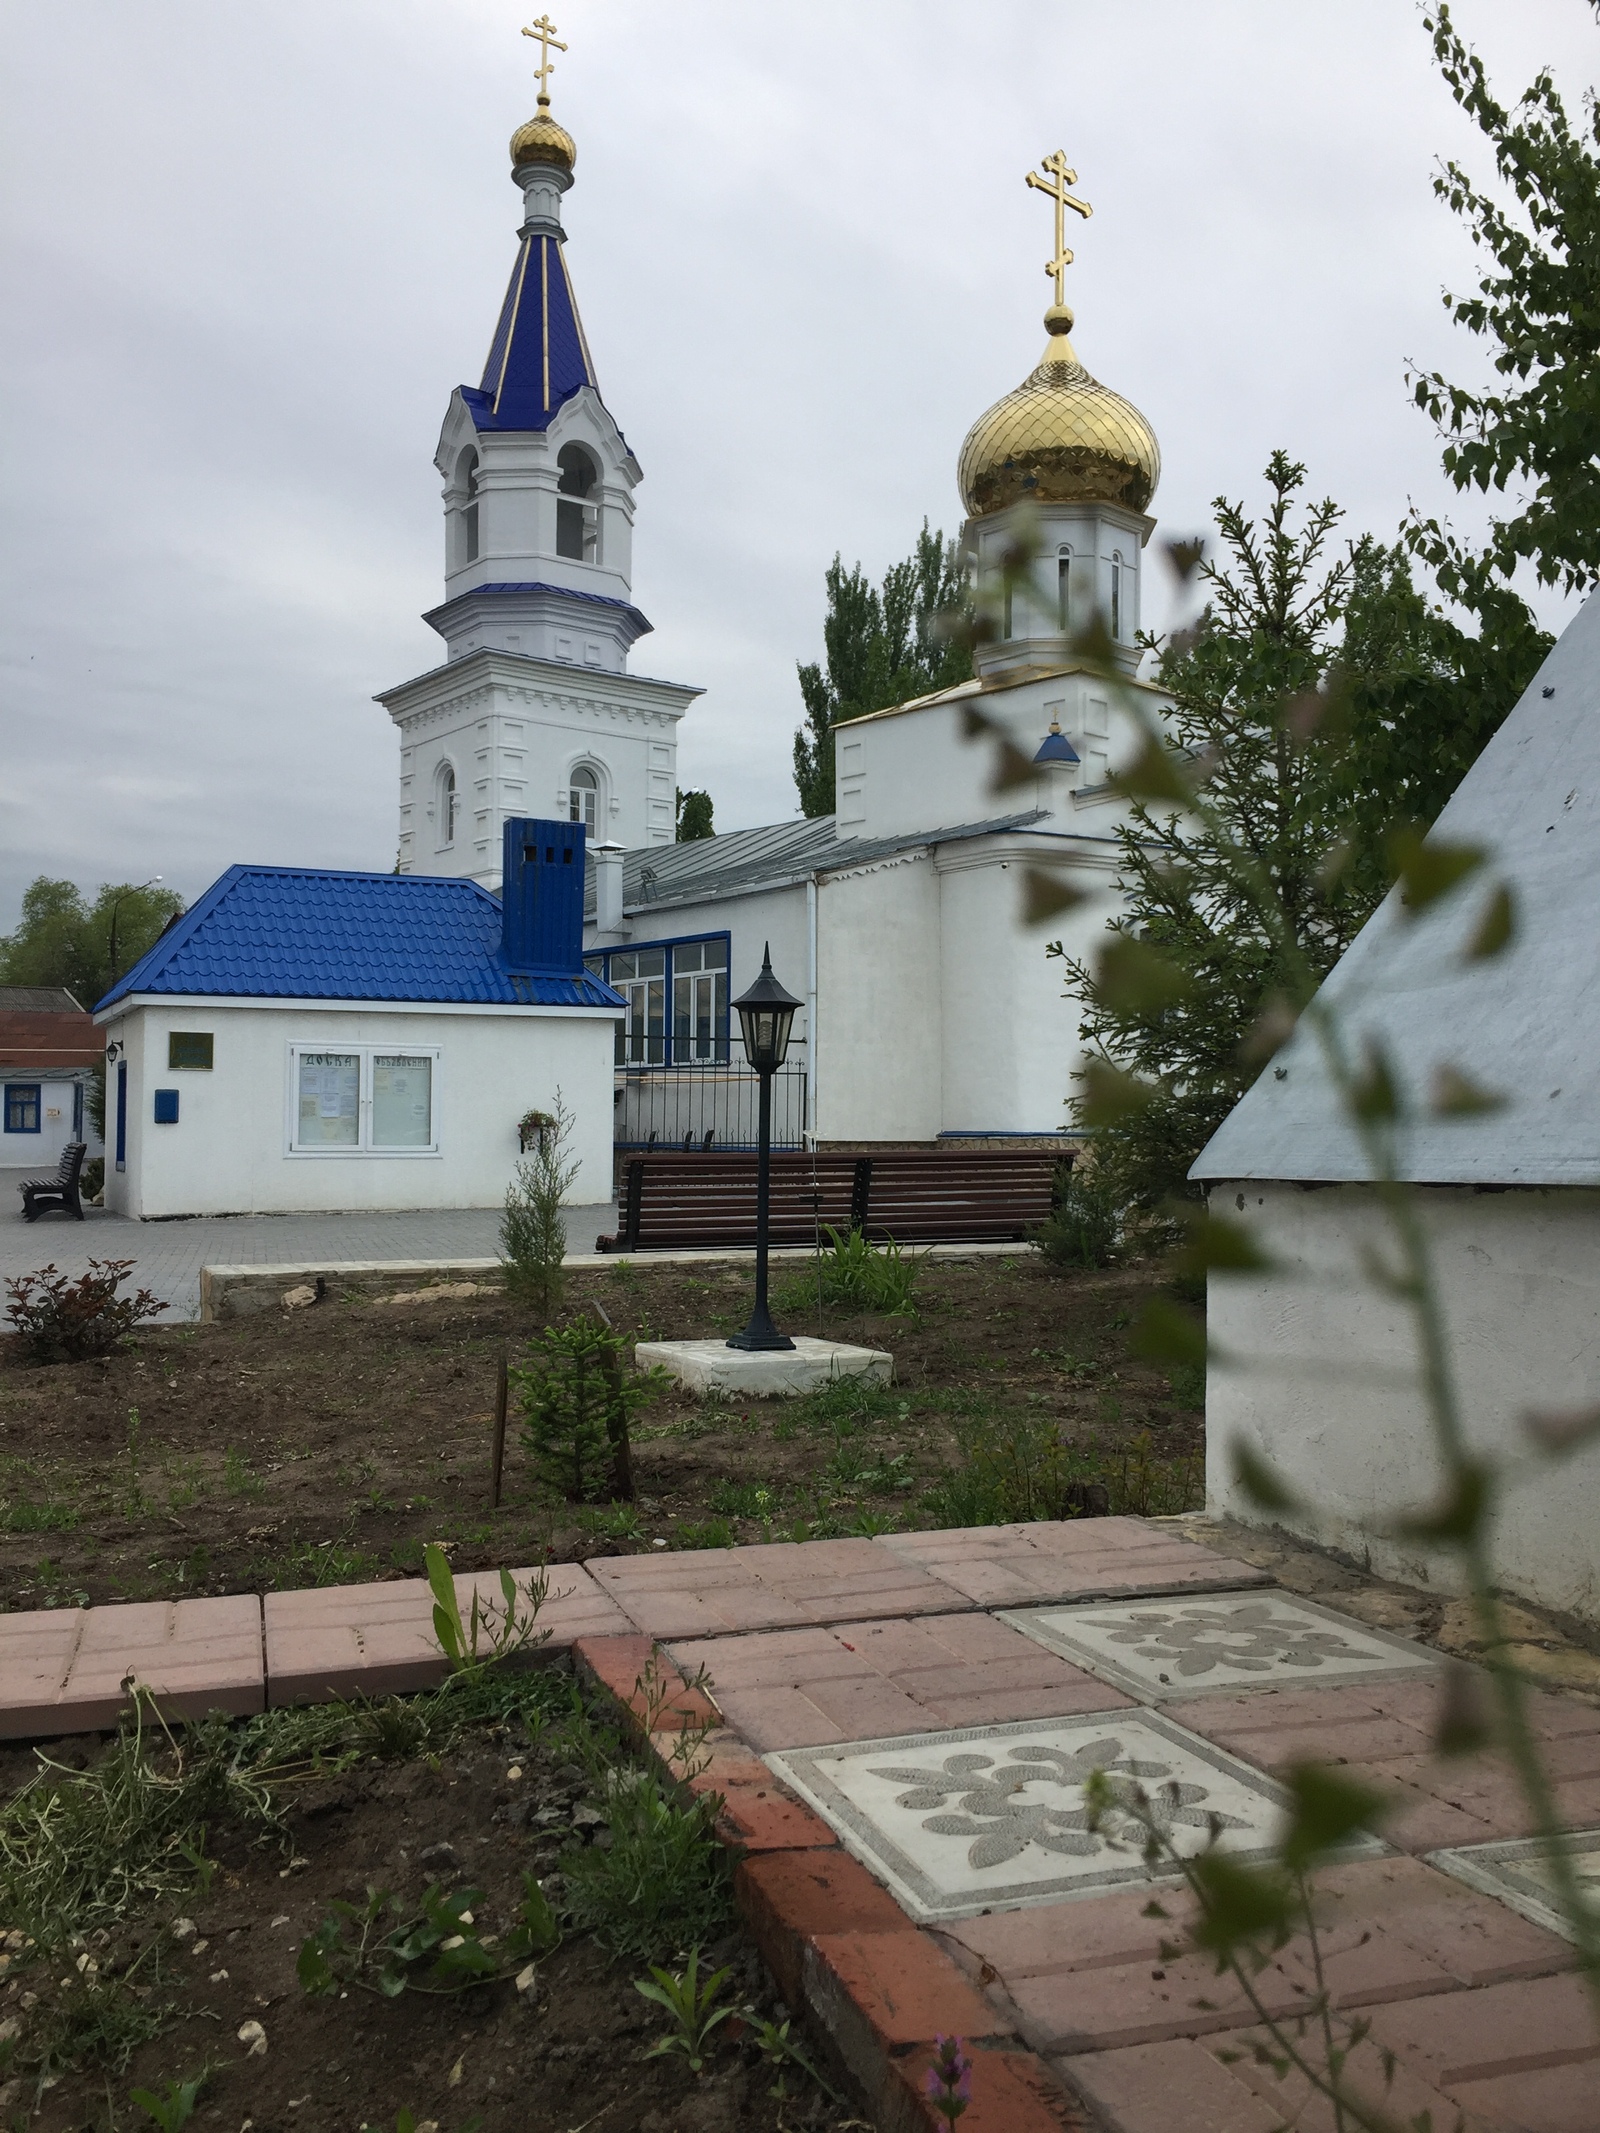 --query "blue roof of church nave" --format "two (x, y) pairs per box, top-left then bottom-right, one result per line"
(461, 231), (613, 436)
(96, 866), (622, 1014)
